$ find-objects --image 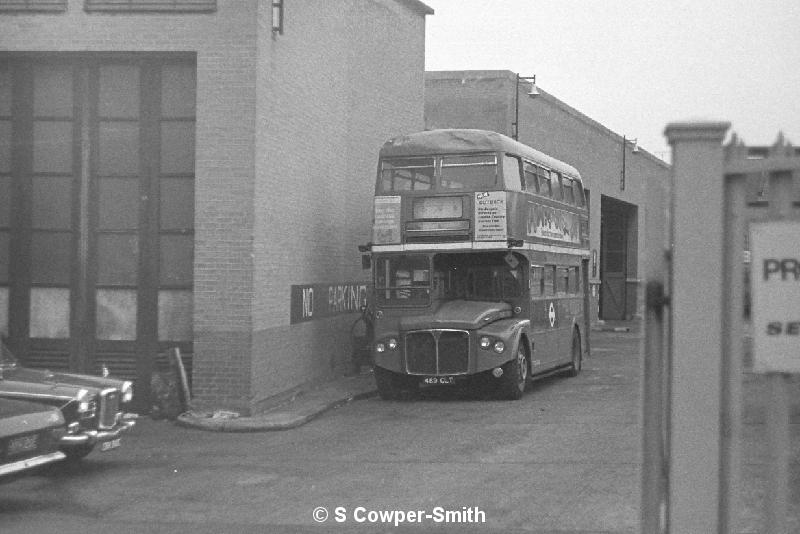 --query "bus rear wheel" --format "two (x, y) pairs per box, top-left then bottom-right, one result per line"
(374, 366), (416, 400)
(566, 328), (582, 377)
(498, 344), (528, 400)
